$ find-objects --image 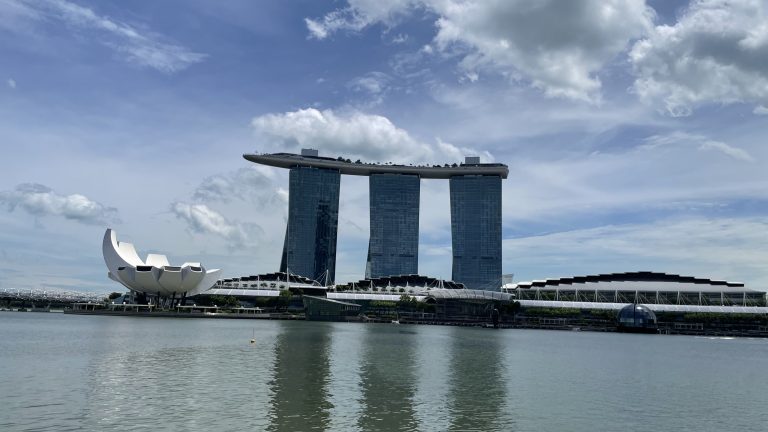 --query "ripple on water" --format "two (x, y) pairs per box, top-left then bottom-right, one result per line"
(1, 315), (768, 431)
